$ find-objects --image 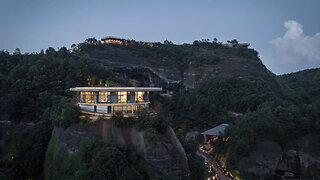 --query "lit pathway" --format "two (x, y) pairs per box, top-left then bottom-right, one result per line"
(196, 150), (233, 180)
